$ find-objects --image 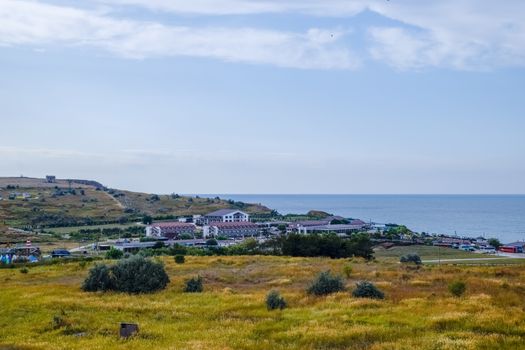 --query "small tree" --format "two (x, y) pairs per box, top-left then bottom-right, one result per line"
(83, 257), (169, 294)
(105, 247), (124, 260)
(488, 238), (502, 250)
(153, 241), (166, 249)
(400, 254), (422, 265)
(266, 290), (287, 310)
(112, 256), (170, 294)
(449, 281), (466, 297)
(307, 271), (345, 296)
(352, 281), (384, 299)
(174, 255), (185, 264)
(206, 239), (218, 246)
(184, 276), (203, 293)
(142, 215), (153, 225)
